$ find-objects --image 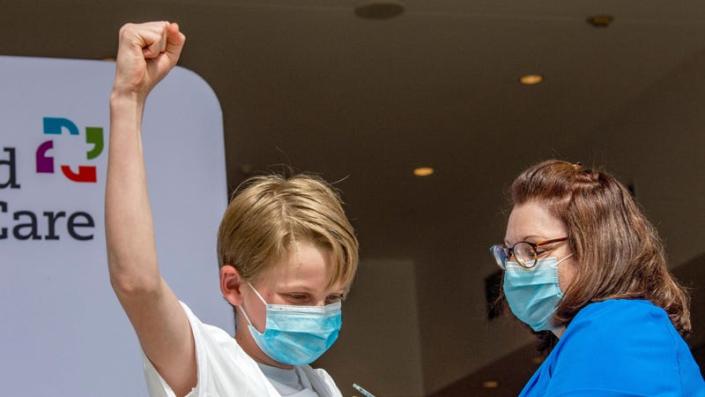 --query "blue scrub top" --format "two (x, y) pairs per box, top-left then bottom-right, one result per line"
(520, 299), (705, 397)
